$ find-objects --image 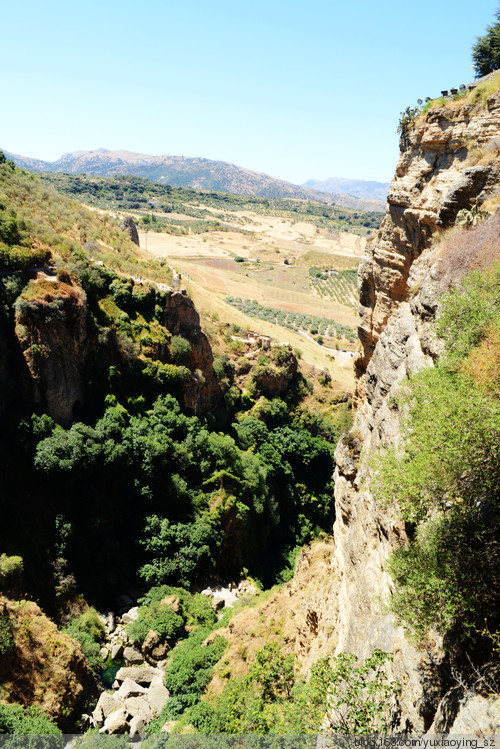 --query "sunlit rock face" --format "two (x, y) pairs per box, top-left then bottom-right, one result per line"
(332, 87), (500, 732)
